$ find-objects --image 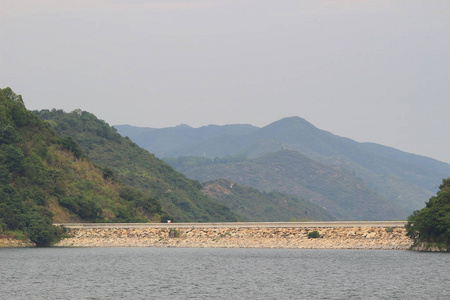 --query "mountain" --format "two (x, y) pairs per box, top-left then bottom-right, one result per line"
(115, 116), (450, 217)
(202, 179), (336, 222)
(33, 109), (238, 223)
(0, 88), (173, 245)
